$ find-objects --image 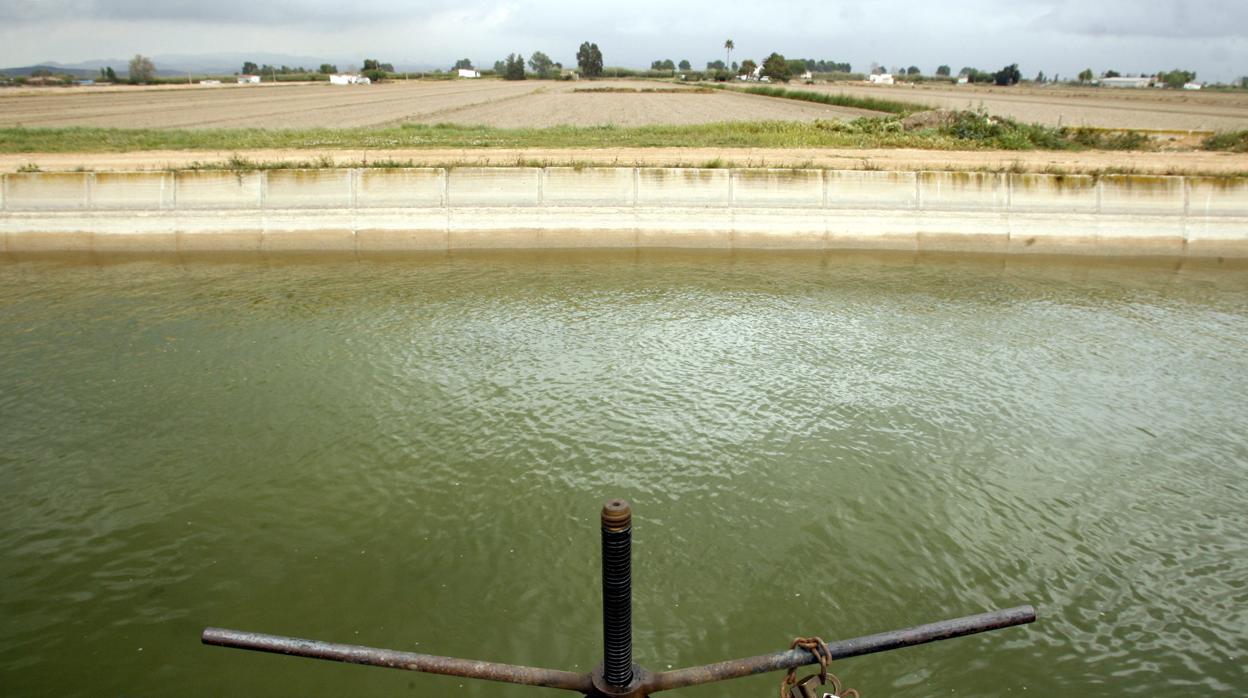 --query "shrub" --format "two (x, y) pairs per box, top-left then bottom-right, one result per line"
(503, 54), (526, 80)
(128, 54), (155, 84)
(1070, 127), (1150, 150)
(1203, 130), (1248, 153)
(761, 53), (791, 83)
(942, 110), (1066, 149)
